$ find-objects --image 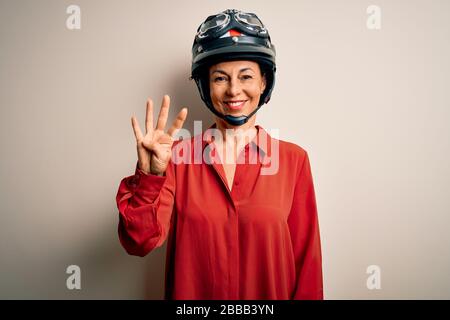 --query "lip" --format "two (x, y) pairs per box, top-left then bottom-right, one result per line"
(224, 100), (247, 110)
